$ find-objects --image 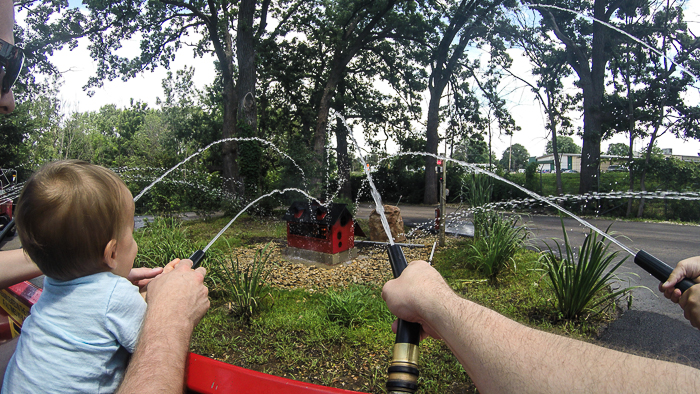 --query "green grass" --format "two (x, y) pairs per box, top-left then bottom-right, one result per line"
(435, 239), (617, 338)
(137, 215), (618, 393)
